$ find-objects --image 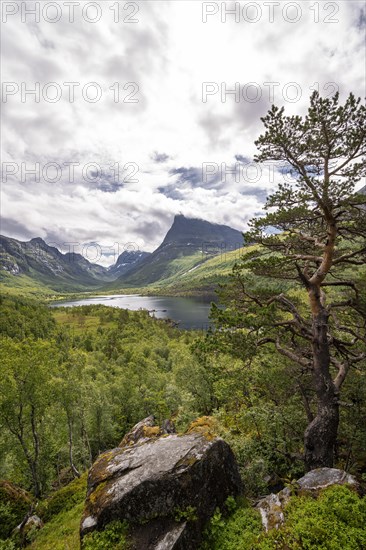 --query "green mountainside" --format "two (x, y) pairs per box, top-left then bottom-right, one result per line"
(113, 215), (243, 288)
(112, 246), (248, 296)
(0, 236), (112, 292)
